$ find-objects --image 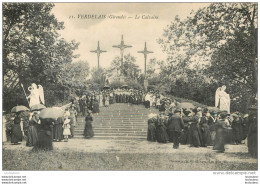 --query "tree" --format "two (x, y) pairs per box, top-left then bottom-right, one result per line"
(108, 54), (142, 81)
(158, 3), (257, 111)
(3, 3), (79, 110)
(59, 60), (90, 95)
